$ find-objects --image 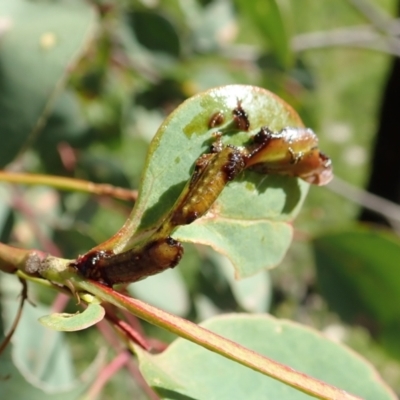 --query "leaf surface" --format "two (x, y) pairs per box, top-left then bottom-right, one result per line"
(38, 303), (105, 332)
(109, 85), (309, 278)
(234, 0), (294, 68)
(137, 314), (396, 400)
(0, 0), (96, 166)
(313, 226), (400, 359)
(0, 275), (102, 397)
